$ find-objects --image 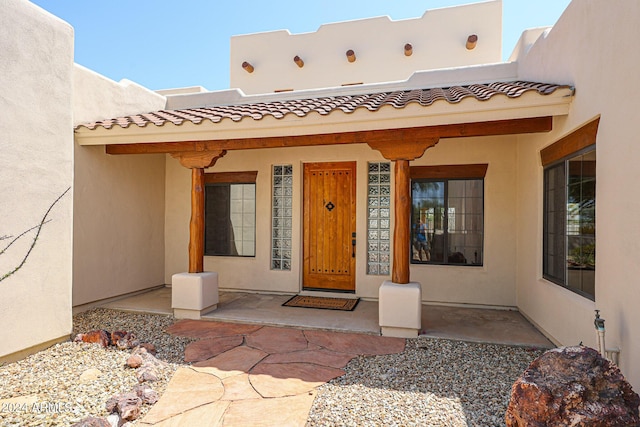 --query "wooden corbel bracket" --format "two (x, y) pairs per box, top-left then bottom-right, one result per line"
(171, 149), (227, 169)
(367, 138), (440, 161)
